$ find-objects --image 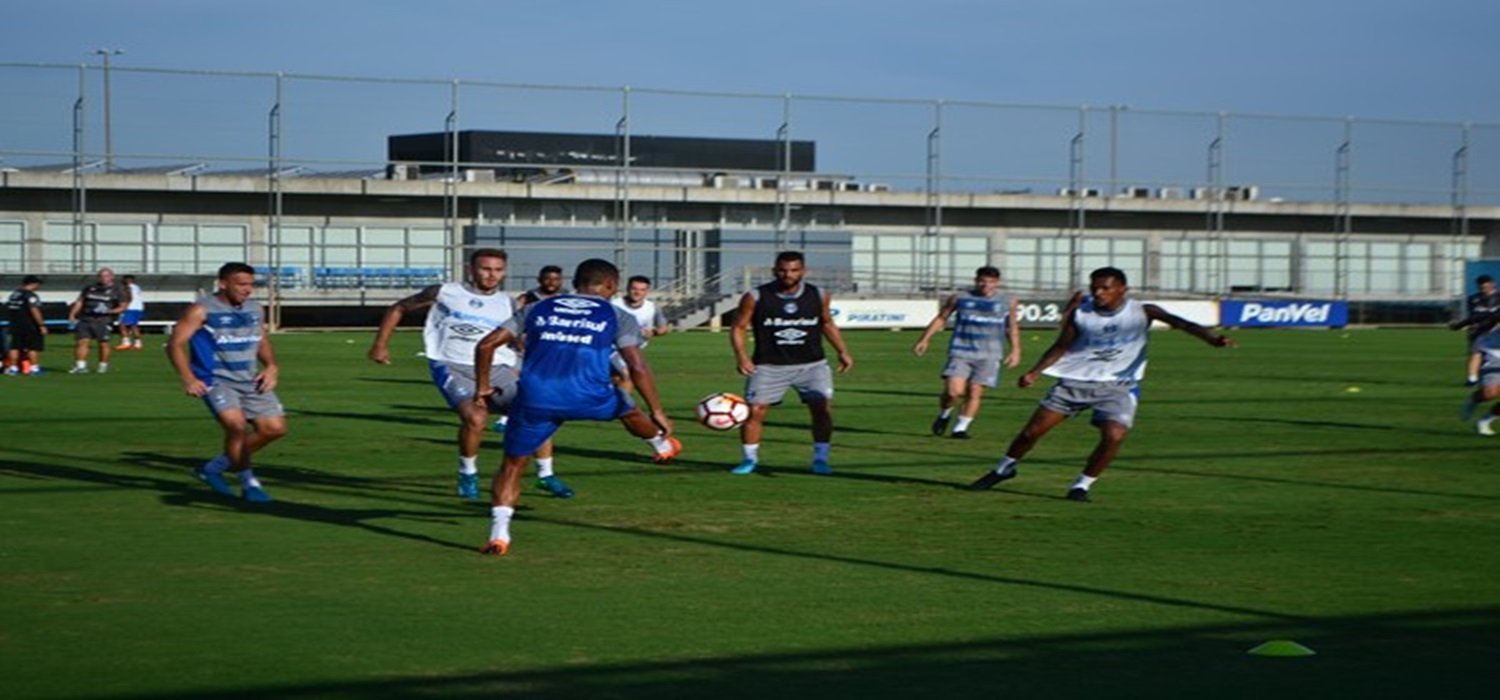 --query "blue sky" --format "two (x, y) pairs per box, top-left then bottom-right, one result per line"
(6, 0), (1500, 199)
